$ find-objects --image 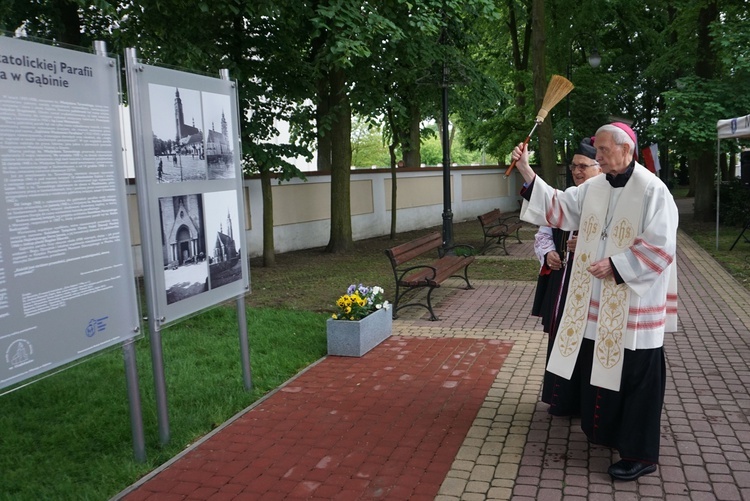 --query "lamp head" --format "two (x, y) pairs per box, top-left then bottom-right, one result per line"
(588, 48), (601, 68)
